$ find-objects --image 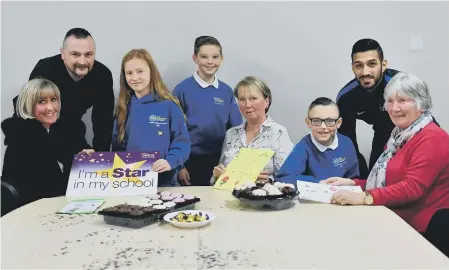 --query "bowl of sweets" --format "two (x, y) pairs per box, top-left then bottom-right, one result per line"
(232, 180), (299, 210)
